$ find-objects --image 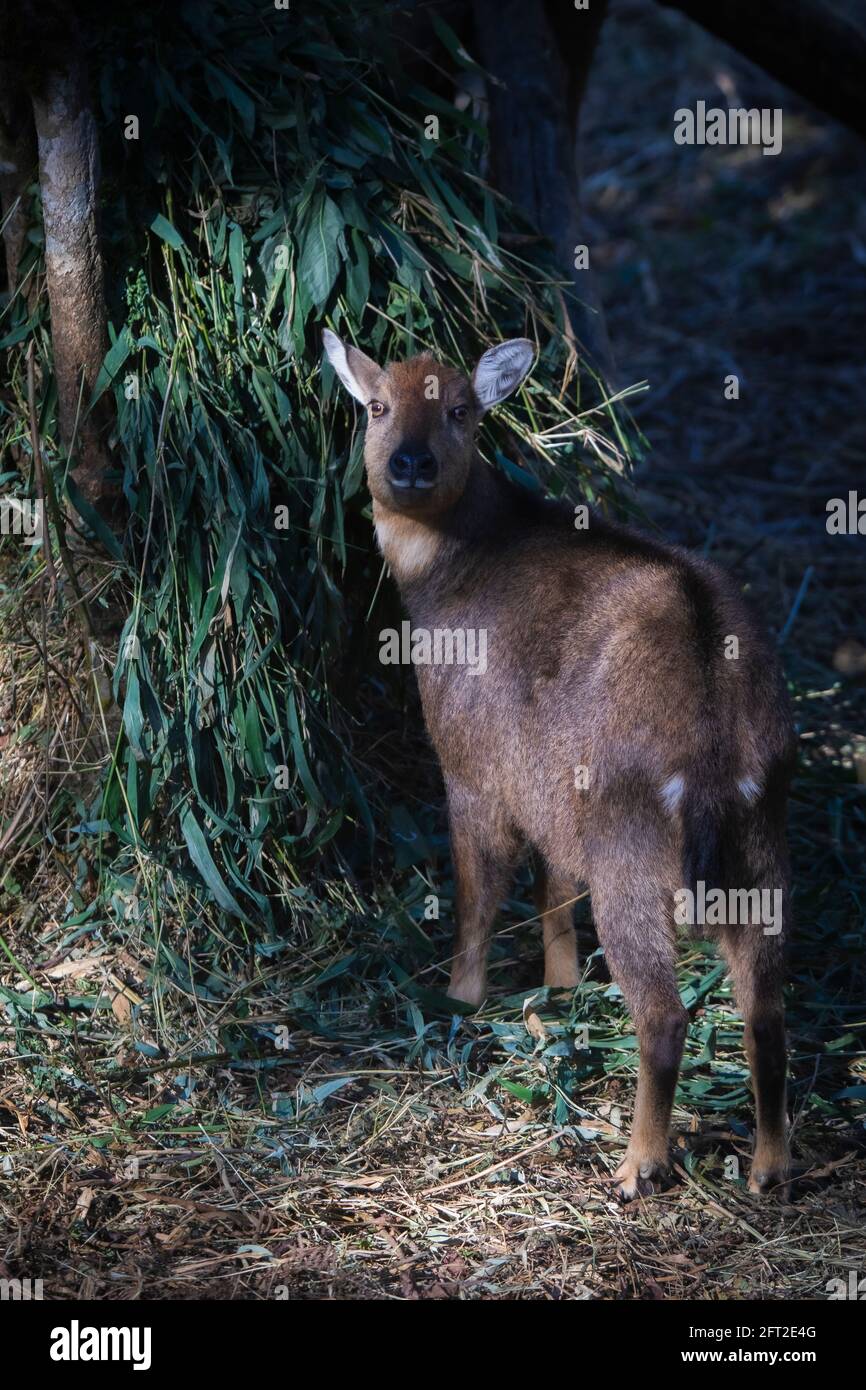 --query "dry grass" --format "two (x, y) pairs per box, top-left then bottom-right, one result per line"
(1, 1000), (863, 1299)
